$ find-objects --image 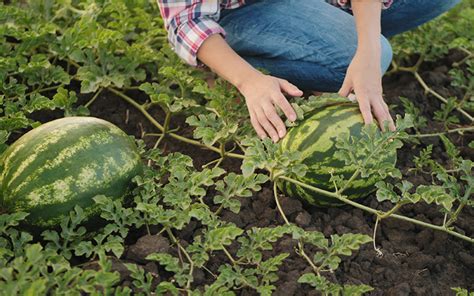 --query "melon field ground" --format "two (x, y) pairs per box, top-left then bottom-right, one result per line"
(0, 1), (473, 295)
